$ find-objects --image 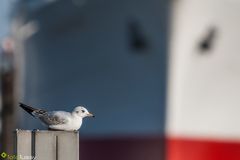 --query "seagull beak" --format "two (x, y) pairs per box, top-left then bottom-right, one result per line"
(87, 113), (95, 118)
